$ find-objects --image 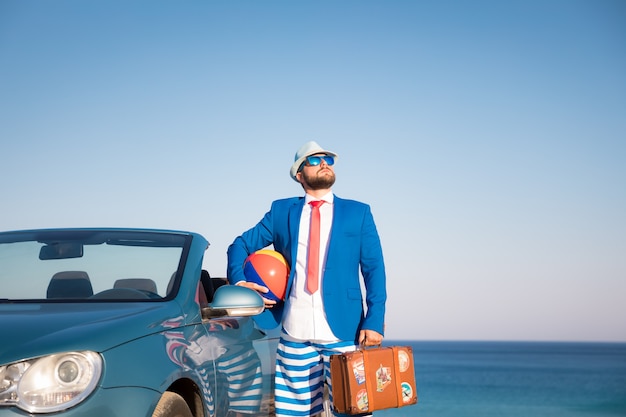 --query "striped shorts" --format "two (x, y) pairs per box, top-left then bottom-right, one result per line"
(274, 331), (371, 417)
